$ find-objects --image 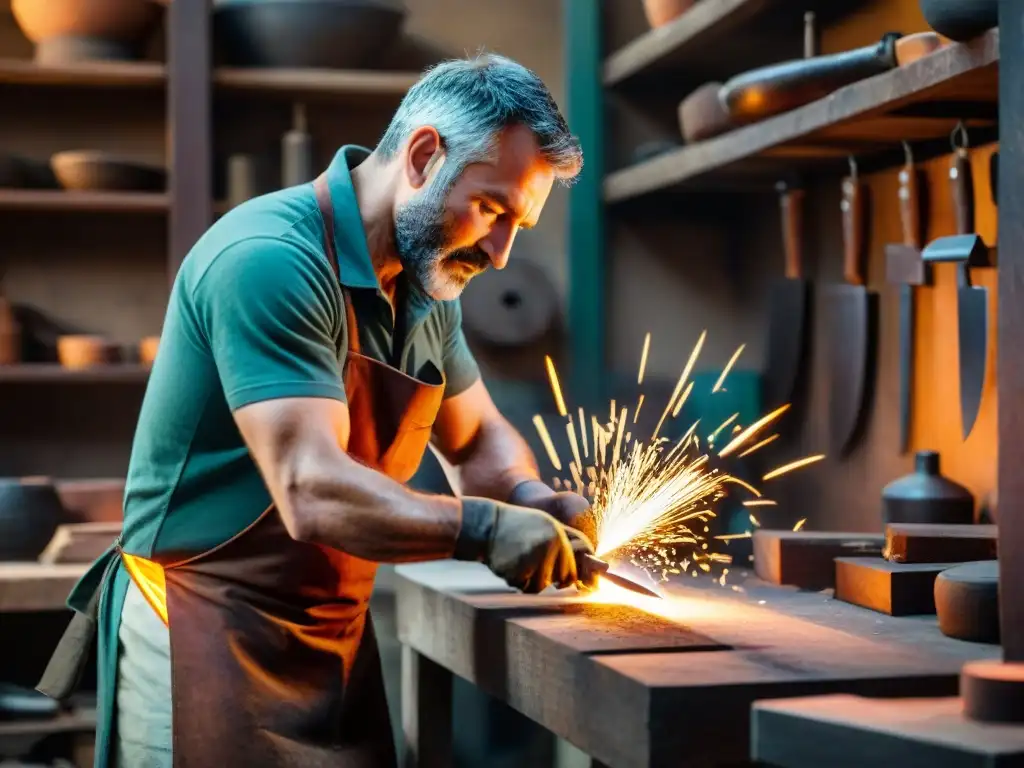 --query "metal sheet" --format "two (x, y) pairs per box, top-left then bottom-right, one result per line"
(763, 277), (810, 409)
(828, 285), (876, 456)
